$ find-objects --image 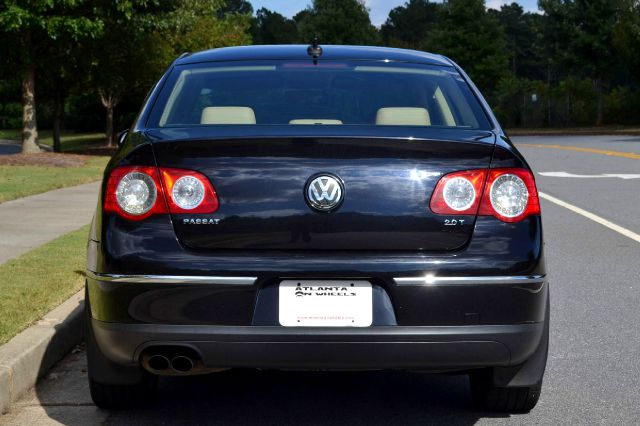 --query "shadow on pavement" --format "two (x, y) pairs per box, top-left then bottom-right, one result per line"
(25, 294), (511, 424)
(32, 346), (513, 425)
(611, 136), (640, 143)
